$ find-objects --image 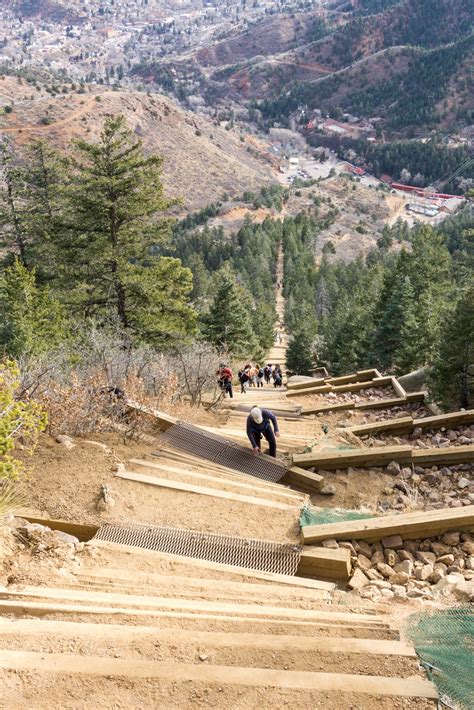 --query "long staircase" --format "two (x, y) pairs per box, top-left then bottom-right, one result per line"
(0, 541), (437, 708)
(2, 246), (459, 707)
